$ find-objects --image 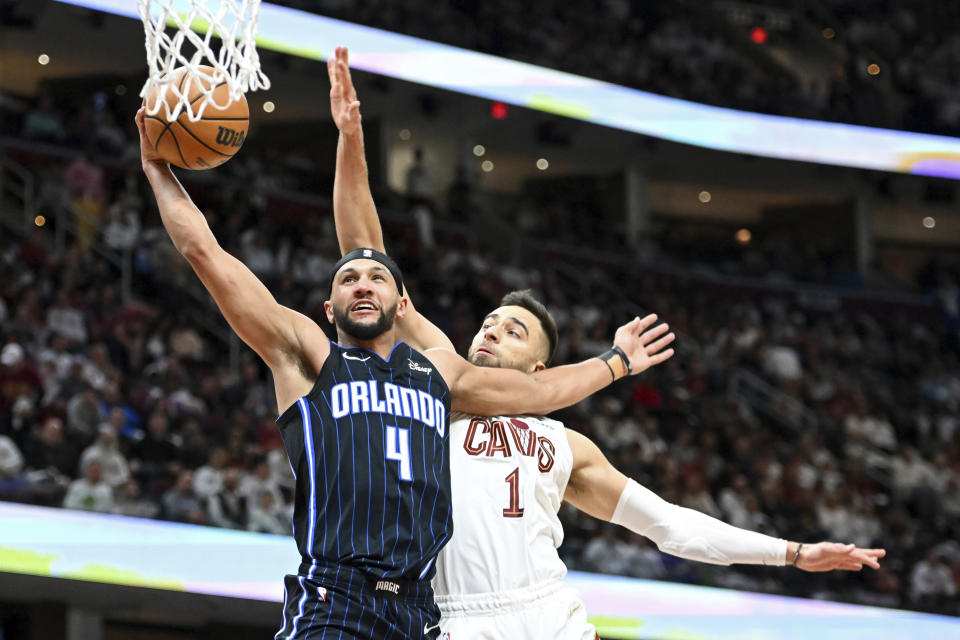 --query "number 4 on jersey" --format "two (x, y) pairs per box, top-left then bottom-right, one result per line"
(386, 425), (413, 481)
